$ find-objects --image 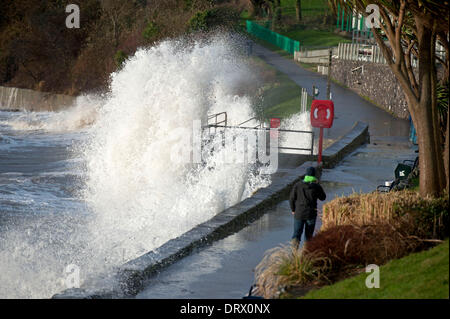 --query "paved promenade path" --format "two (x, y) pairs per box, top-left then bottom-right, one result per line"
(136, 43), (416, 299)
(253, 43), (410, 139)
